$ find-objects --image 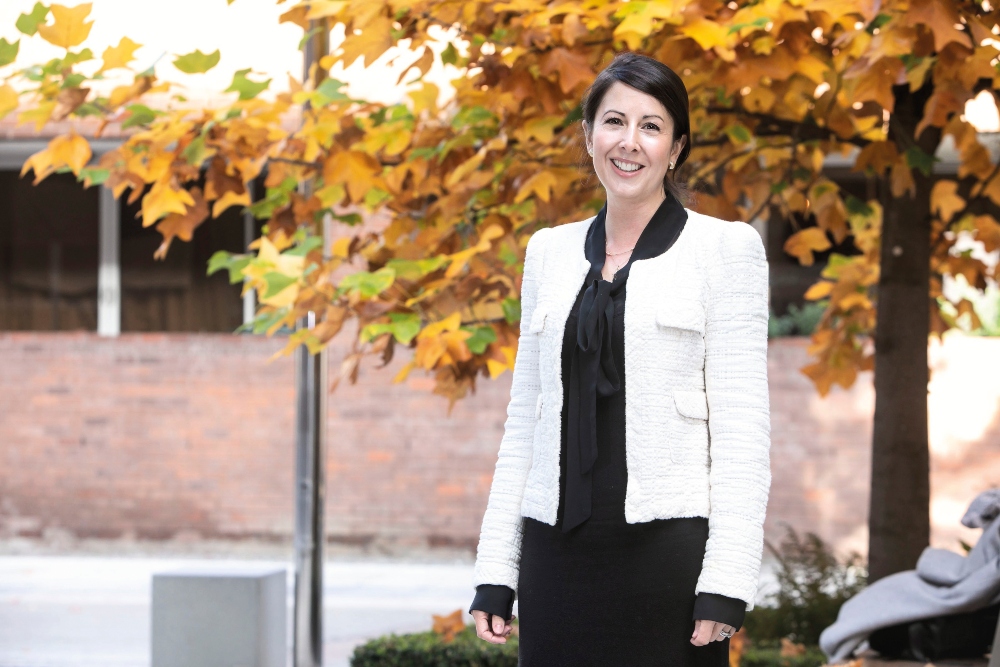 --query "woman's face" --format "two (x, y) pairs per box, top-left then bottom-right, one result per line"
(585, 81), (685, 206)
